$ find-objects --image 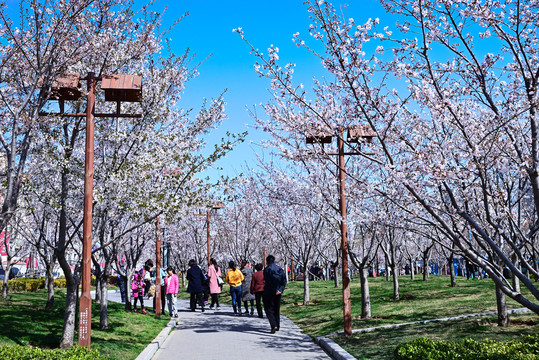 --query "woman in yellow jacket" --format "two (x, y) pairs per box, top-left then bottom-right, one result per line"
(226, 260), (245, 316)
